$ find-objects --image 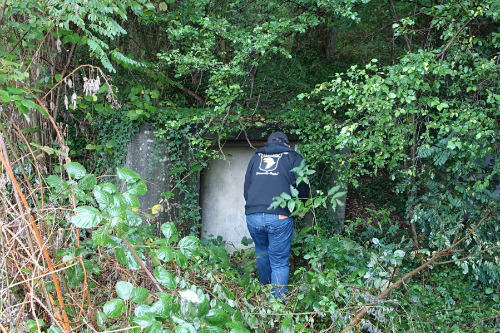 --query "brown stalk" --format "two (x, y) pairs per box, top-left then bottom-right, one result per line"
(0, 136), (71, 332)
